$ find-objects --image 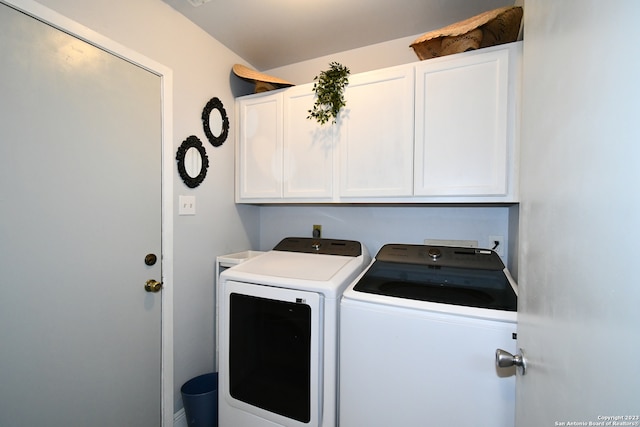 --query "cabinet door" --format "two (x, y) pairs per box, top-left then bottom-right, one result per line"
(283, 84), (334, 200)
(414, 48), (510, 197)
(338, 66), (414, 197)
(236, 92), (283, 200)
